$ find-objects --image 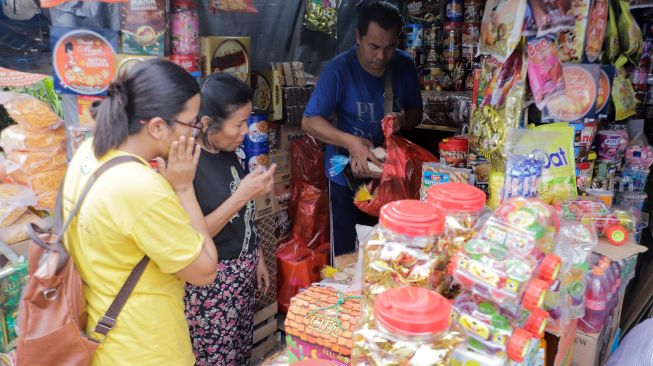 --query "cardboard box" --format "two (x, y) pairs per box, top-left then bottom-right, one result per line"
(273, 180), (291, 214)
(285, 286), (358, 365)
(272, 210), (292, 244)
(269, 150), (291, 182)
(120, 0), (166, 56)
(268, 122), (281, 151)
(255, 191), (274, 220)
(546, 320), (578, 366)
(200, 36), (251, 83)
(280, 124), (305, 150)
(251, 69), (283, 121)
